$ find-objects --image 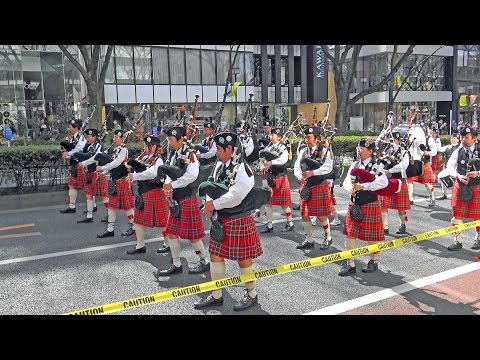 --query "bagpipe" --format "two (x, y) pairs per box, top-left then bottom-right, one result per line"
(156, 156), (190, 218)
(350, 167), (401, 196)
(439, 156), (480, 201)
